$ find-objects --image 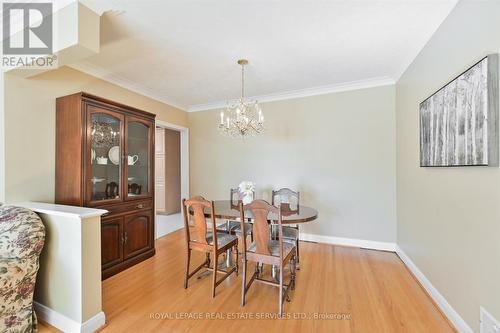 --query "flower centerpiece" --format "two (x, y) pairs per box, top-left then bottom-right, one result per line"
(238, 181), (255, 204)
